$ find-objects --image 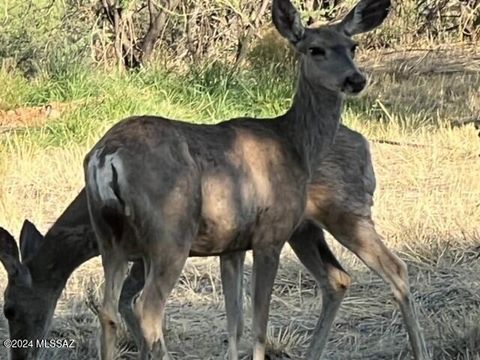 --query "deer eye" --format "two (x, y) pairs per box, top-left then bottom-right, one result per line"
(4, 305), (15, 320)
(308, 47), (326, 57)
